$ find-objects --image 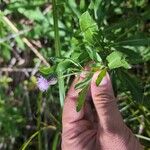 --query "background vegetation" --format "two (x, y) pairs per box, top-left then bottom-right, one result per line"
(0, 0), (150, 149)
